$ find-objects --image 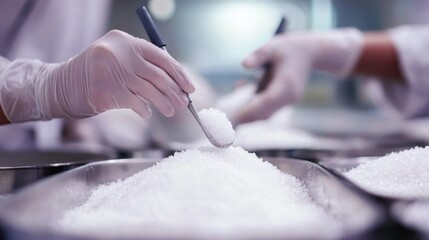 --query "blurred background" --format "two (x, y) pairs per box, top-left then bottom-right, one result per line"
(80, 0), (429, 149)
(108, 0), (429, 109)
